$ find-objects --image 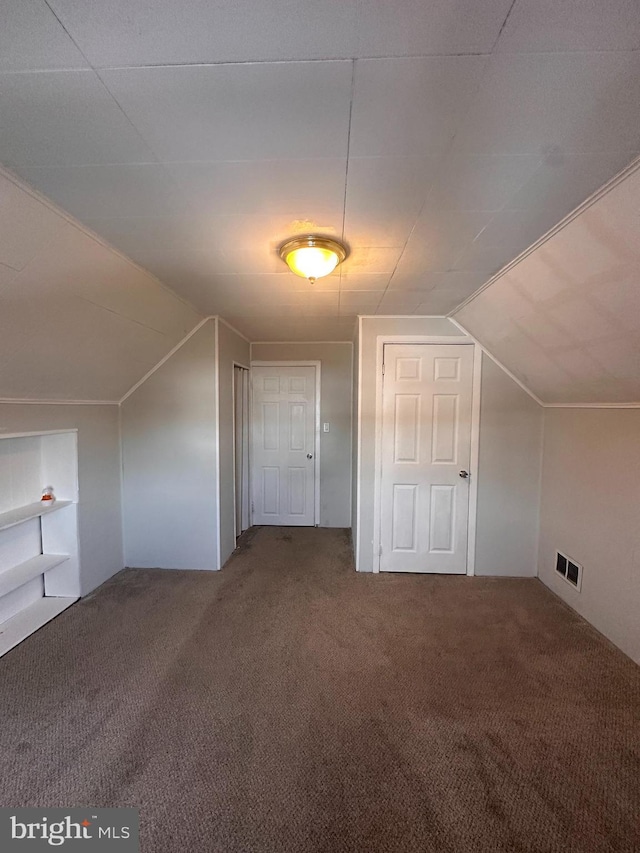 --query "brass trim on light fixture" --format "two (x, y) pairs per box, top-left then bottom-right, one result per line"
(278, 234), (349, 282)
(279, 235), (348, 264)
